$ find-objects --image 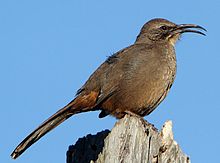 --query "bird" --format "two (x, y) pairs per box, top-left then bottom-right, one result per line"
(11, 18), (206, 159)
